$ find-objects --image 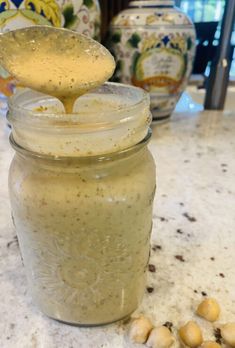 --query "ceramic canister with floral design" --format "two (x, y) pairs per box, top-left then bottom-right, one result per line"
(0, 0), (101, 97)
(108, 0), (196, 120)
